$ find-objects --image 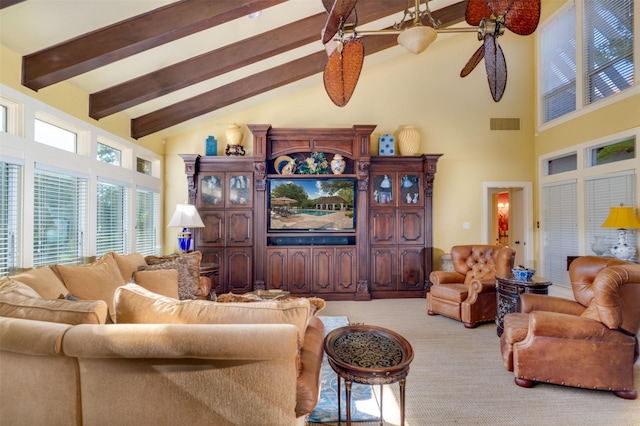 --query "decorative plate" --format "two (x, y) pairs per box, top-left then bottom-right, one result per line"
(275, 155), (295, 174)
